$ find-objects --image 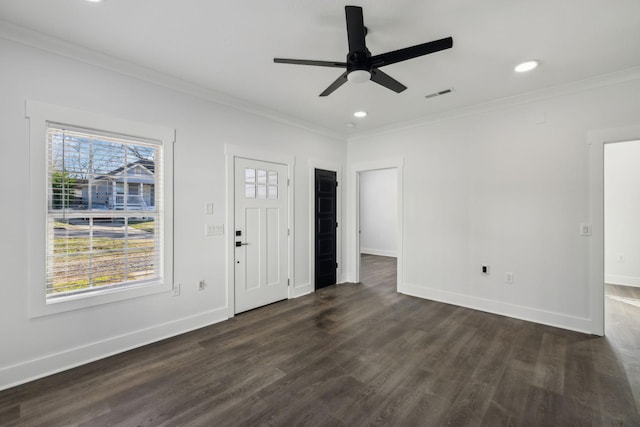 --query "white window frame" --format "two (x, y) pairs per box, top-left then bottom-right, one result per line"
(26, 101), (175, 317)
